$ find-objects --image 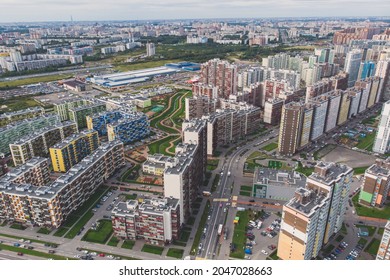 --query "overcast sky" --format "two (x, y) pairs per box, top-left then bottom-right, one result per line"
(0, 0), (389, 23)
